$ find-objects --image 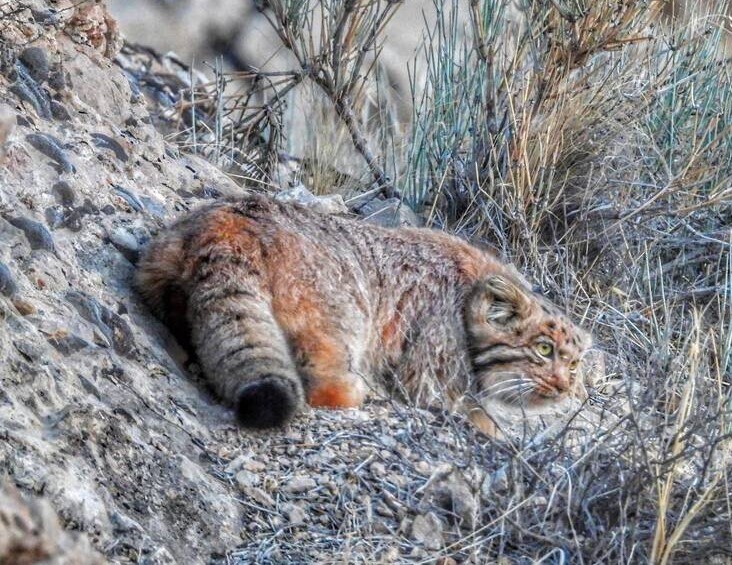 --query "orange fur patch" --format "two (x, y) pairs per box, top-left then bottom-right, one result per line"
(308, 383), (360, 409)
